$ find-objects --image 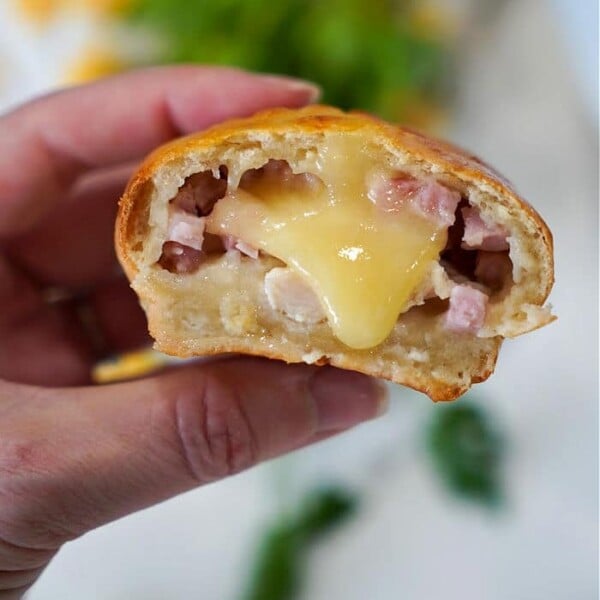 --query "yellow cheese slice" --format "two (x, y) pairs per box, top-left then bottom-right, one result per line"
(206, 134), (448, 349)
